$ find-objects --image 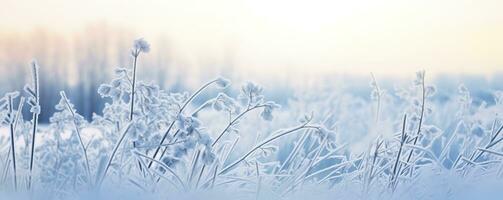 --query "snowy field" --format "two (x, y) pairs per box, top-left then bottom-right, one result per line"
(0, 39), (503, 200)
